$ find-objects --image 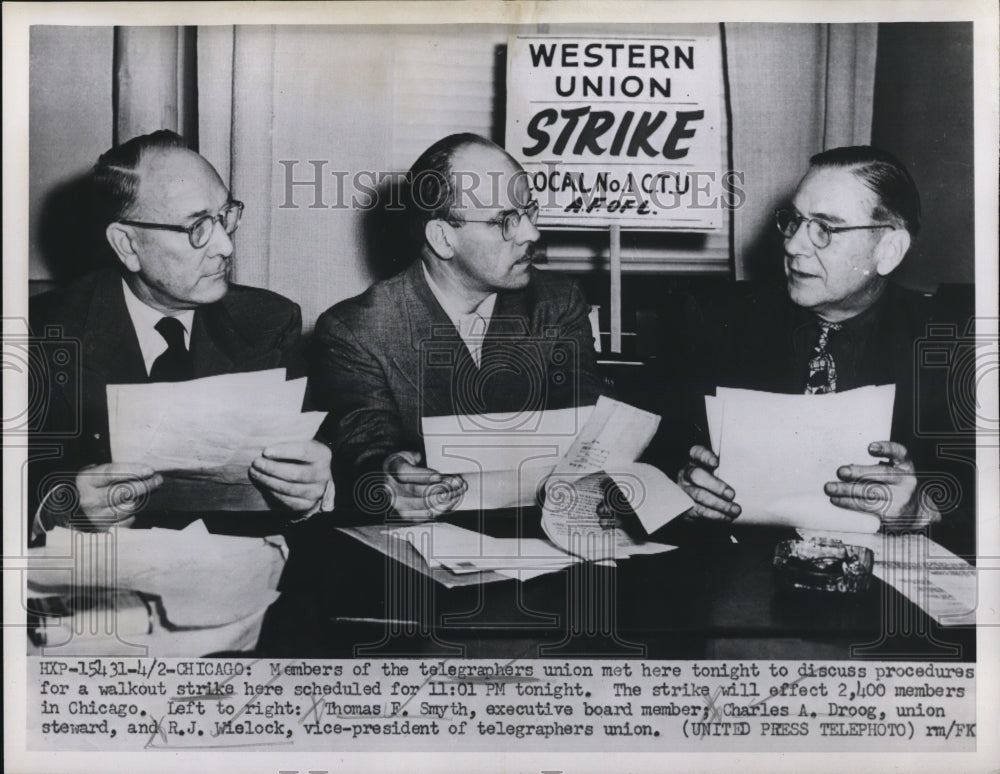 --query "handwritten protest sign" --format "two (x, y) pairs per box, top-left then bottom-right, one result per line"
(506, 27), (727, 230)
